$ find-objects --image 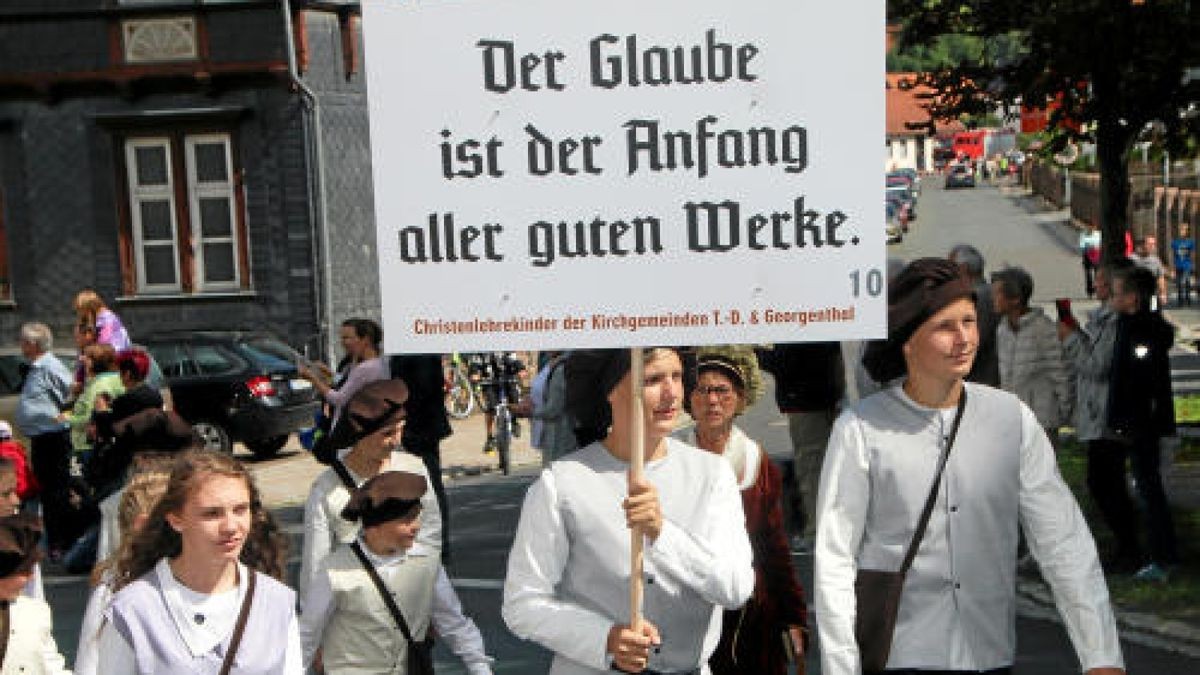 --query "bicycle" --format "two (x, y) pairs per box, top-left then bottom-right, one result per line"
(444, 353), (480, 419)
(492, 385), (514, 476)
(475, 351), (526, 475)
